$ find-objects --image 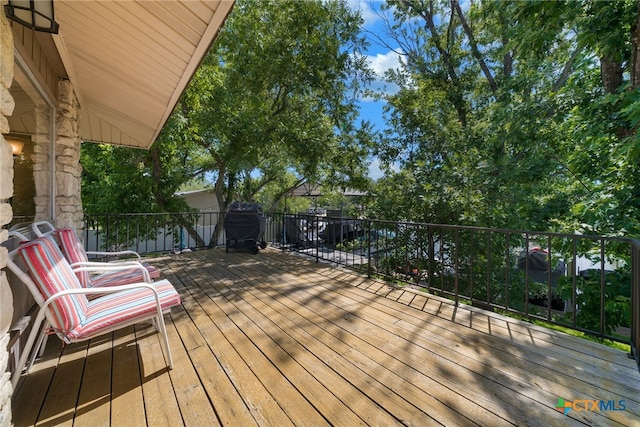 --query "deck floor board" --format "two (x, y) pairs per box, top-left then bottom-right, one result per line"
(10, 248), (640, 426)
